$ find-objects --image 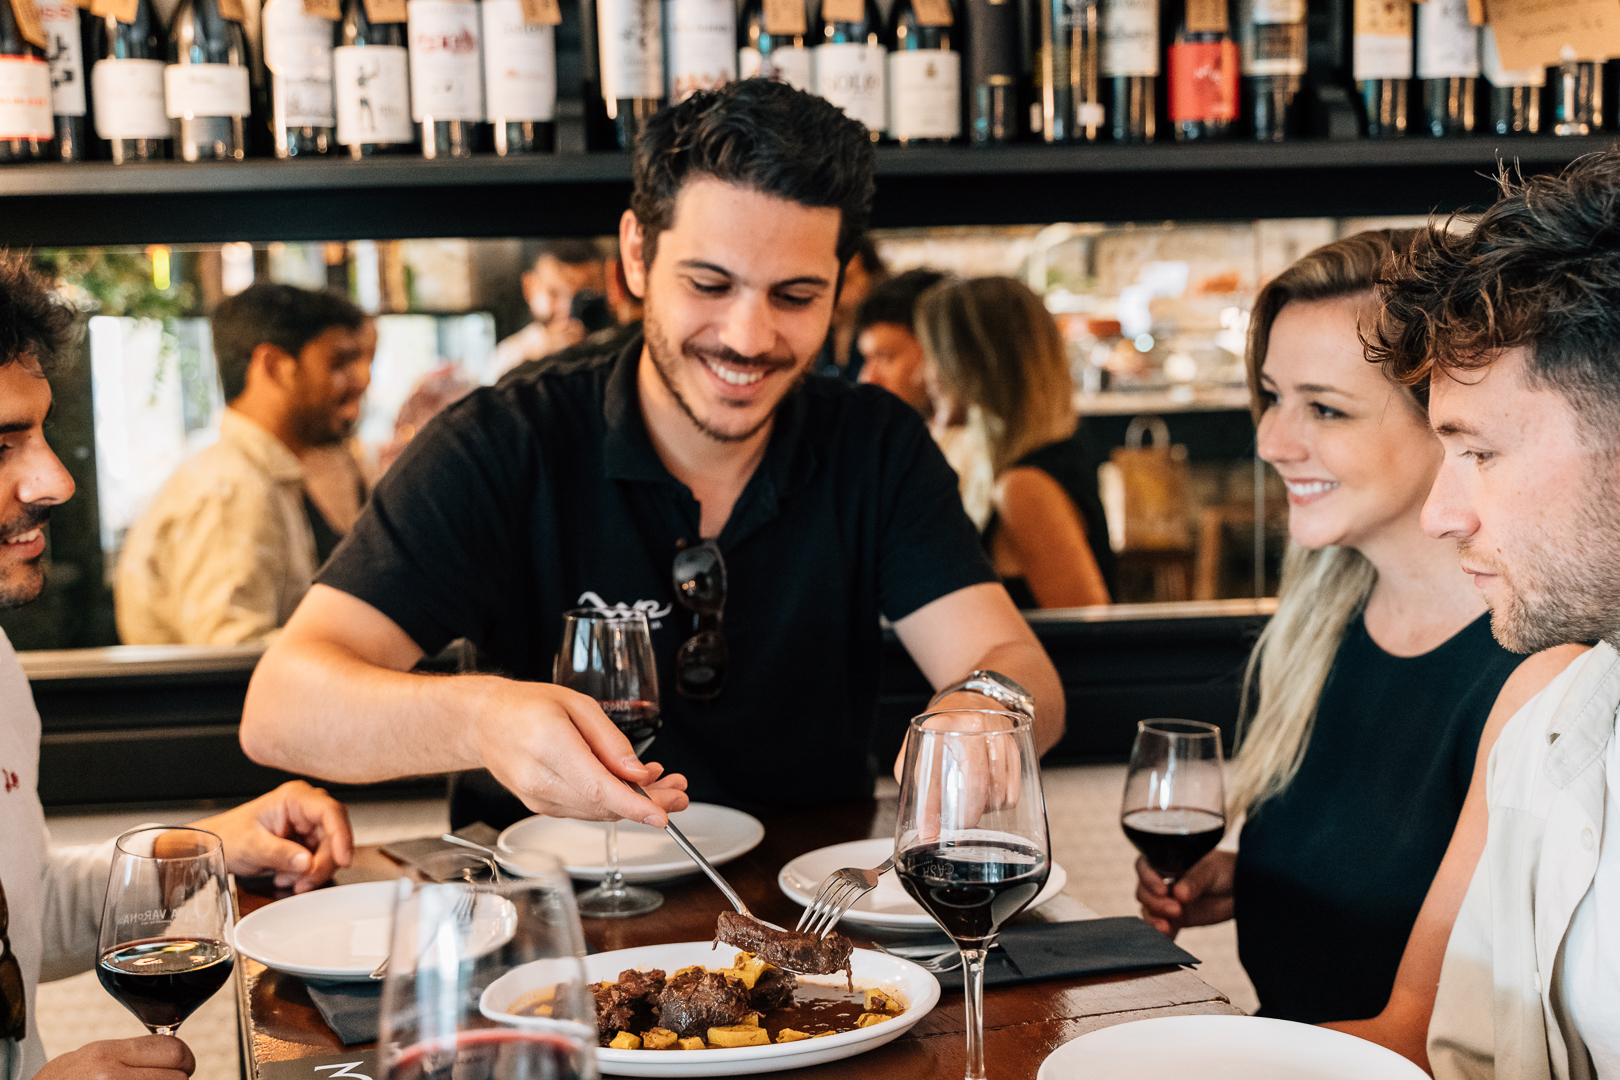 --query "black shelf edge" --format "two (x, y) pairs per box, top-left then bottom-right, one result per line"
(2, 134), (1614, 246)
